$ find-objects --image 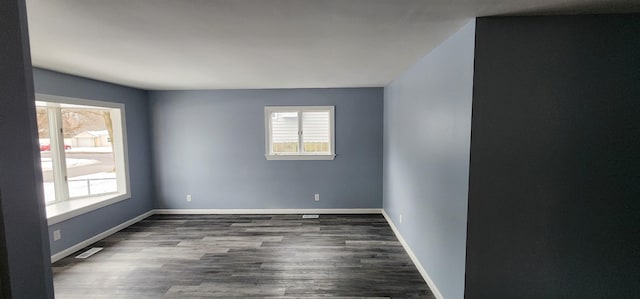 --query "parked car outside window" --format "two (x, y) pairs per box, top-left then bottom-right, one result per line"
(40, 144), (72, 151)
